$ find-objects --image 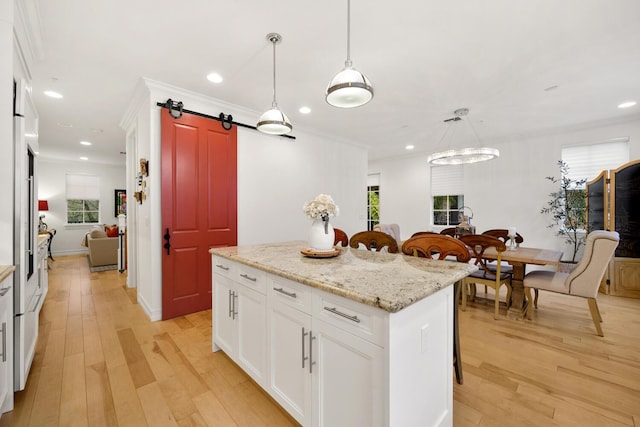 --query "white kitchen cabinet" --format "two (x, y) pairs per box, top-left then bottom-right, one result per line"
(212, 259), (267, 387)
(268, 278), (313, 426)
(311, 292), (386, 427)
(312, 317), (385, 427)
(212, 249), (456, 427)
(0, 271), (14, 413)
